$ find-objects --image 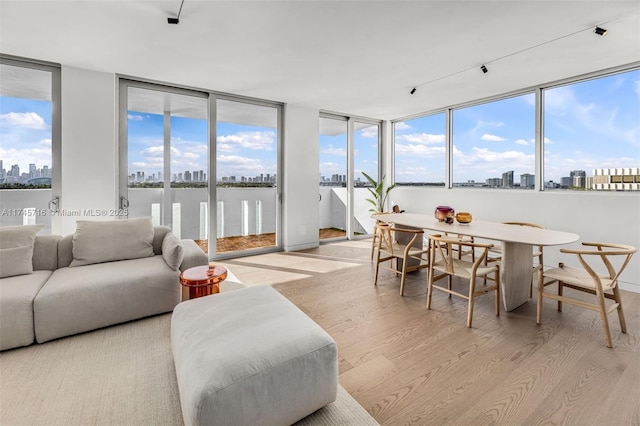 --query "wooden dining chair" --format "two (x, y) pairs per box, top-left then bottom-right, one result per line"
(485, 221), (545, 297)
(374, 226), (430, 296)
(427, 234), (500, 327)
(370, 220), (391, 261)
(537, 242), (636, 348)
